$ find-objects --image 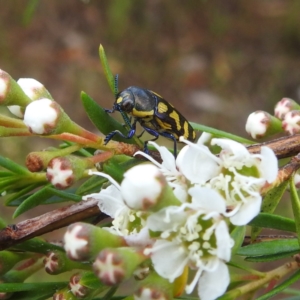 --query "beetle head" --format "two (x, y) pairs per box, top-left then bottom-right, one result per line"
(115, 88), (135, 113)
